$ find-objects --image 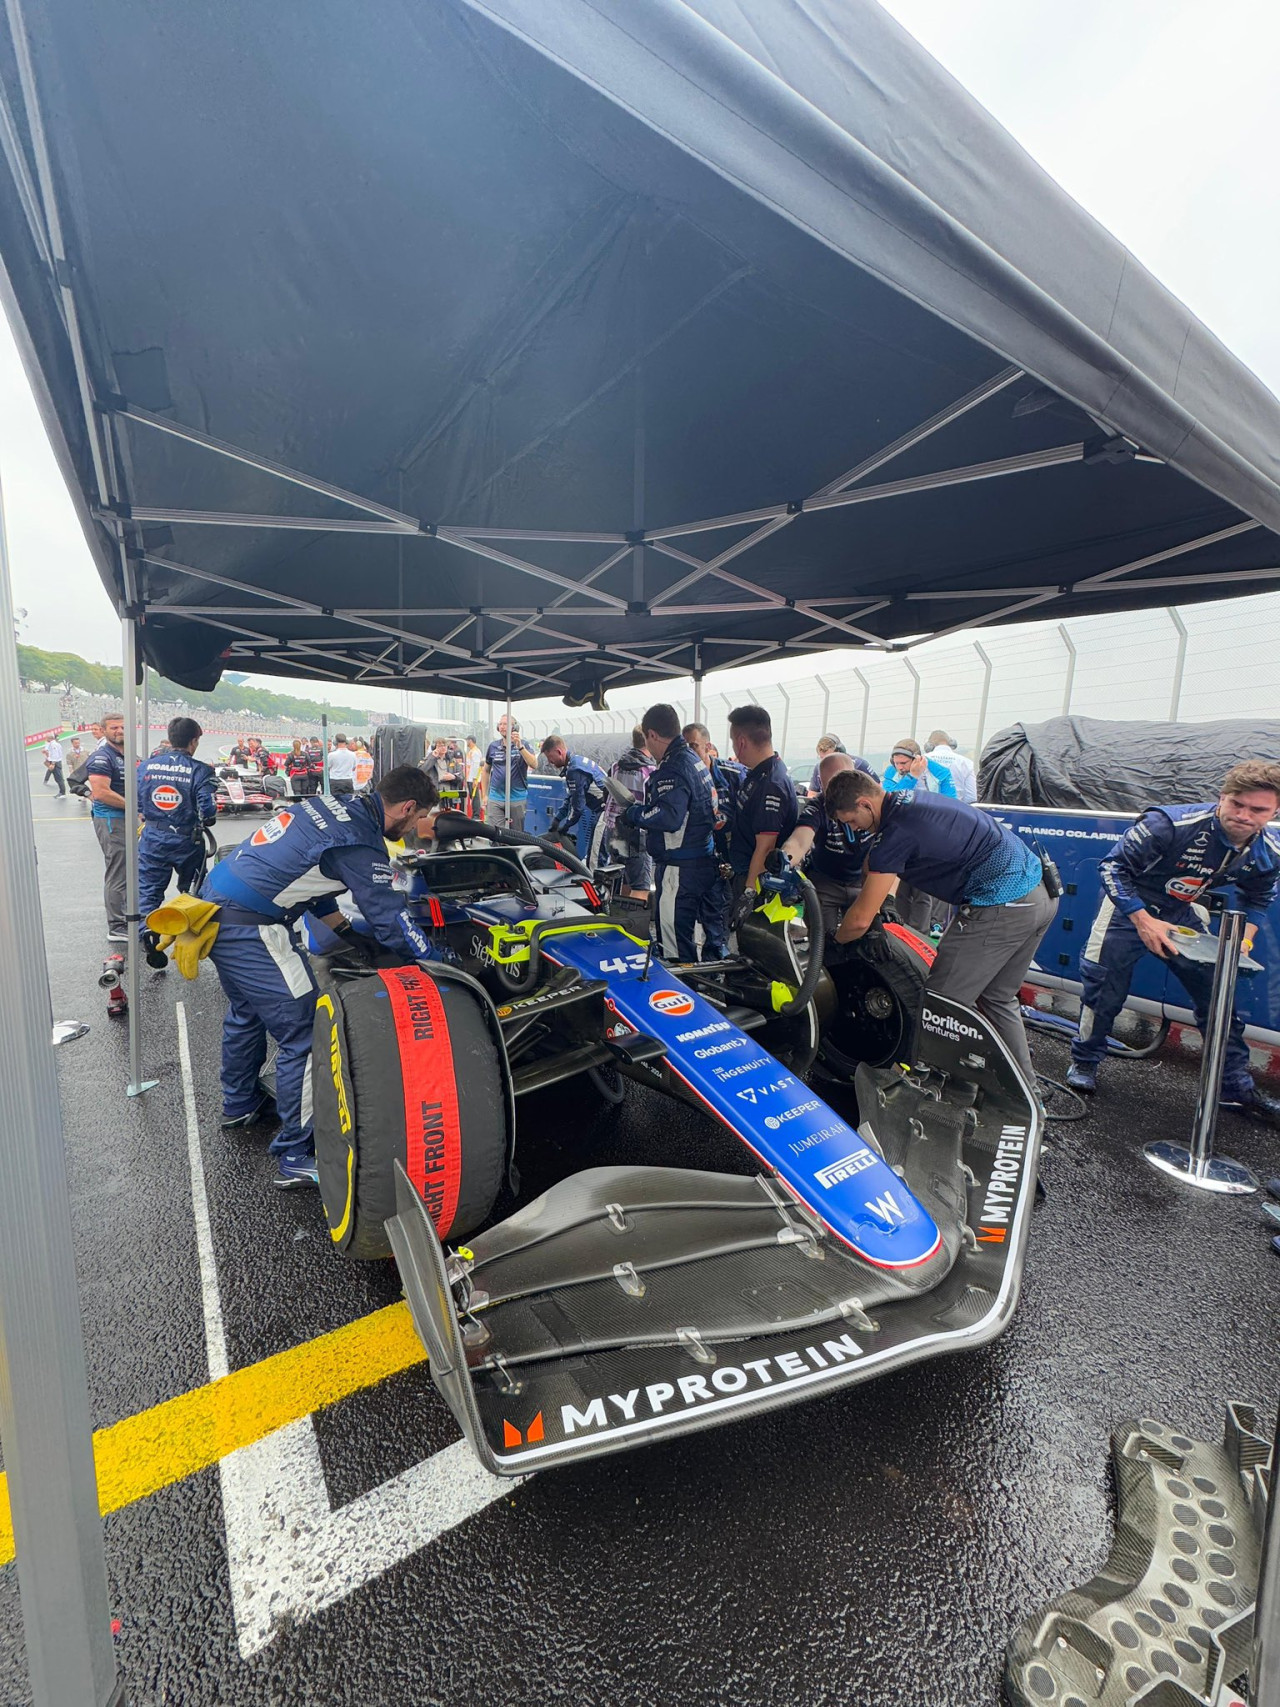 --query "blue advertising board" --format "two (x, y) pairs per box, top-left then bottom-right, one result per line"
(988, 806), (1280, 1047)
